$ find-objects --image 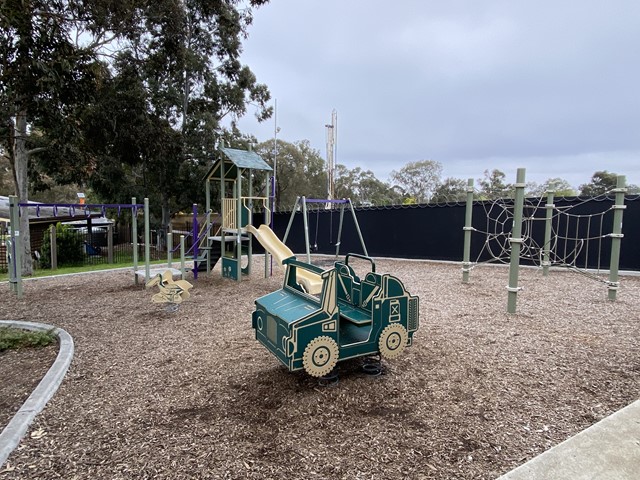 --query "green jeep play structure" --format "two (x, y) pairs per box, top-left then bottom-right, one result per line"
(252, 254), (419, 377)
